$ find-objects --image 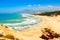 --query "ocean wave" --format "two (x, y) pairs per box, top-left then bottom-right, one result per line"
(0, 14), (40, 30)
(4, 23), (33, 30)
(4, 19), (37, 26)
(21, 14), (30, 17)
(21, 18), (37, 24)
